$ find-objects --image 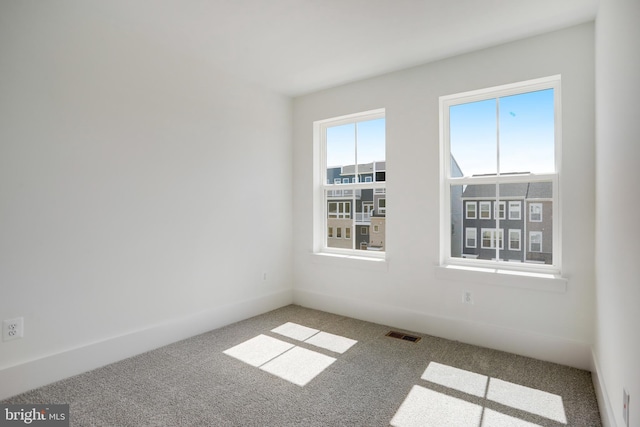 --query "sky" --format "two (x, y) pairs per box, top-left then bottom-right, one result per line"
(449, 88), (555, 177)
(326, 118), (385, 168)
